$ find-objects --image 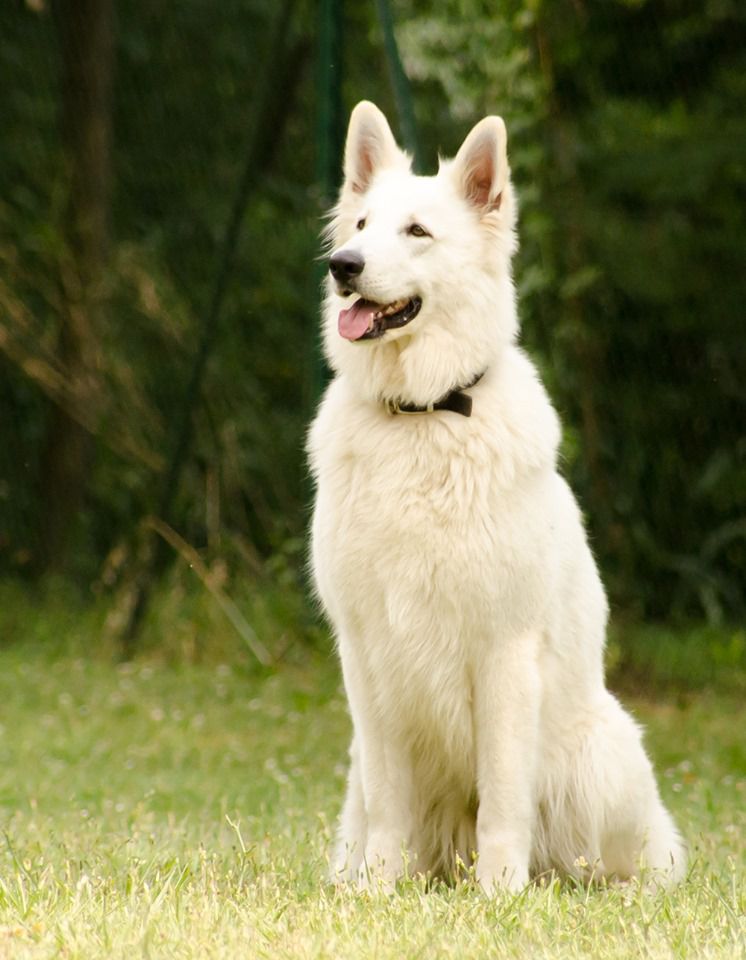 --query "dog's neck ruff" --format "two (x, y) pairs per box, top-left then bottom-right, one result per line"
(384, 371), (485, 418)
